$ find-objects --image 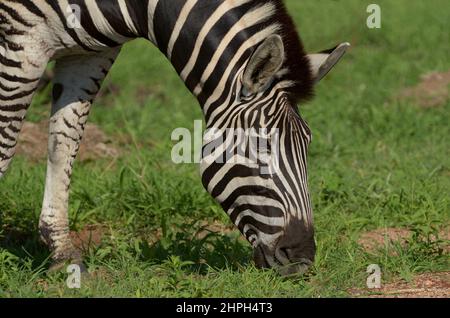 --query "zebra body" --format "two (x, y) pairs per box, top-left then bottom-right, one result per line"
(0, 0), (348, 275)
